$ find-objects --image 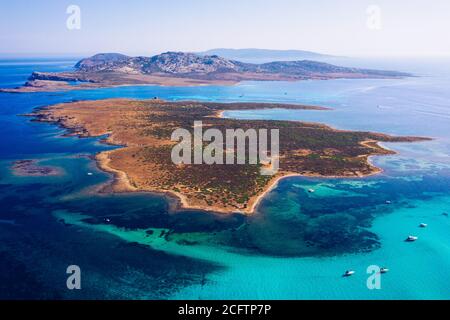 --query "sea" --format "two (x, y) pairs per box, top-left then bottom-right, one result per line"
(0, 56), (449, 299)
